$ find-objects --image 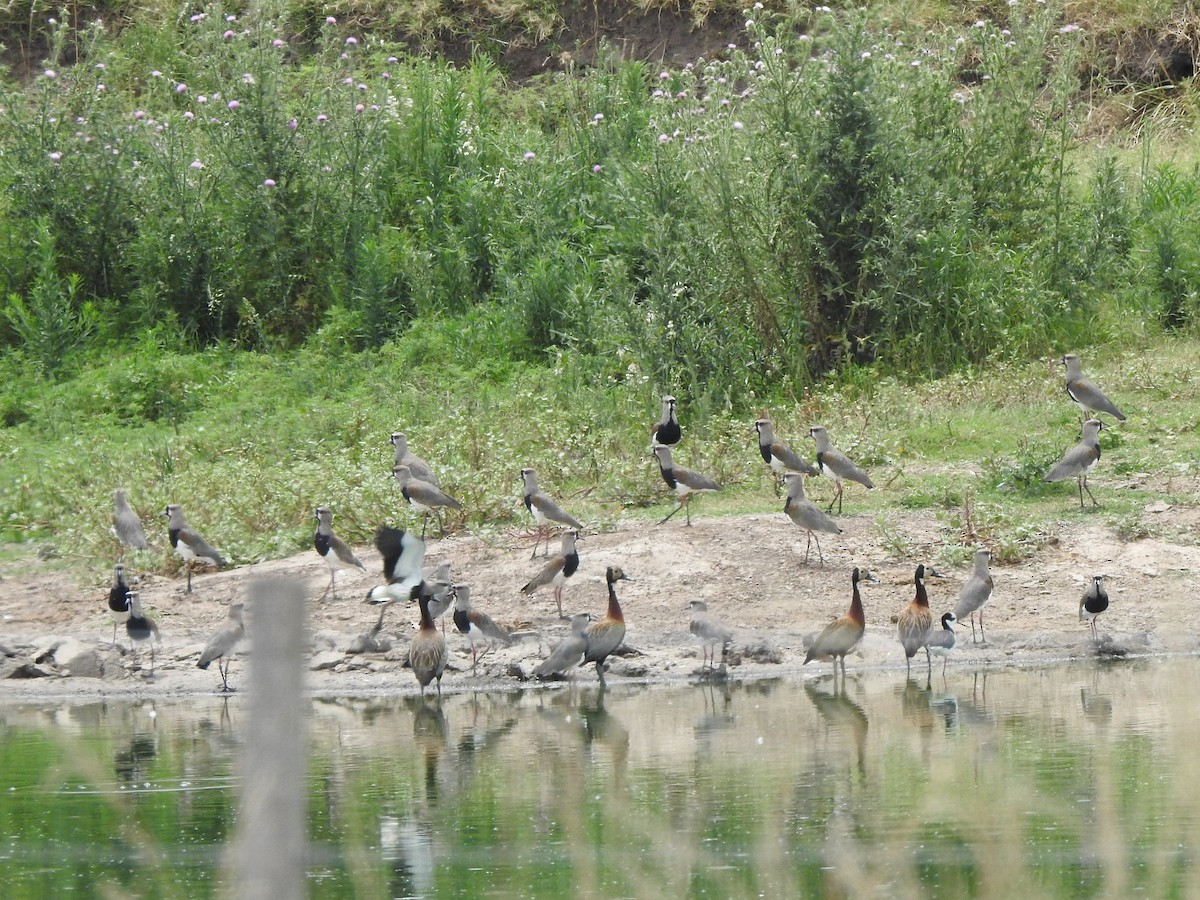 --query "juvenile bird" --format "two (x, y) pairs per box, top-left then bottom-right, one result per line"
(107, 563), (133, 648)
(926, 612), (958, 676)
(451, 584), (513, 673)
(688, 600), (733, 670)
(897, 564), (941, 674)
(953, 549), (994, 645)
(389, 432), (440, 486)
(1062, 353), (1126, 421)
(651, 395), (682, 446)
(755, 418), (818, 495)
(112, 489), (150, 553)
(314, 506), (366, 600)
(409, 593), (448, 697)
(533, 612), (592, 679)
(164, 504), (226, 593)
(394, 464), (463, 538)
(125, 592), (160, 675)
(1044, 419), (1104, 509)
(520, 467), (584, 559)
(652, 445), (721, 526)
(783, 473), (842, 565)
(197, 601), (246, 692)
(804, 567), (879, 677)
(1079, 574), (1110, 641)
(584, 566), (633, 686)
(808, 425), (874, 514)
(520, 530), (580, 618)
